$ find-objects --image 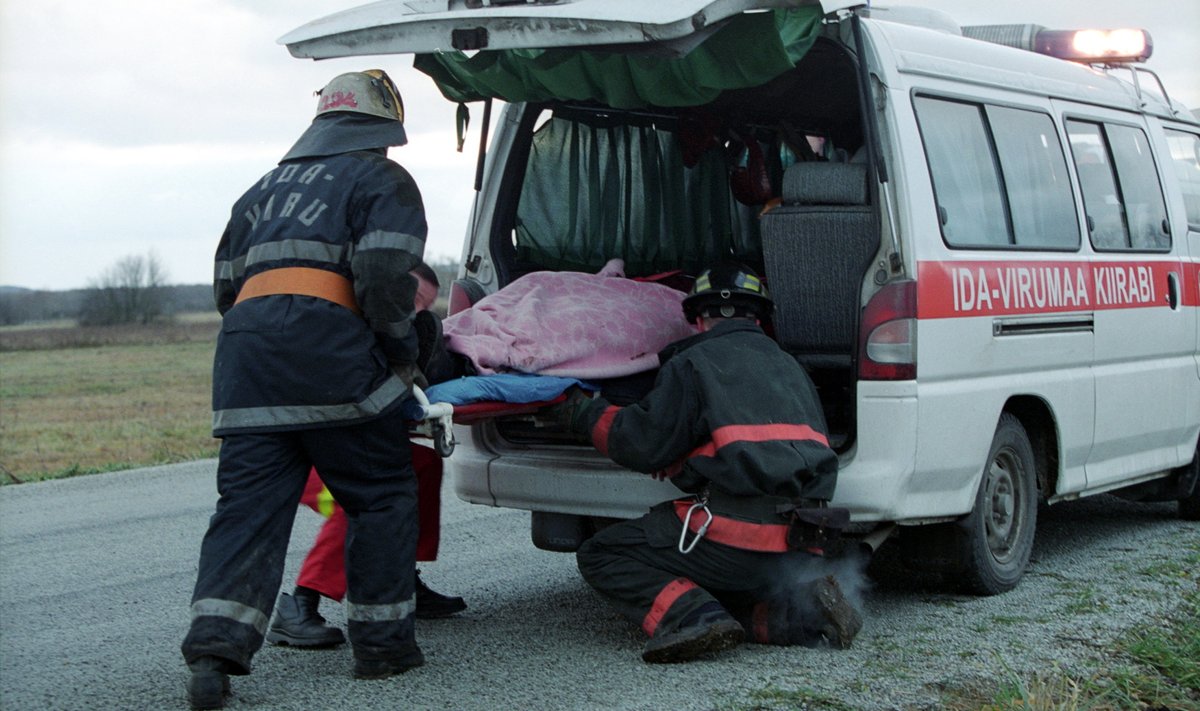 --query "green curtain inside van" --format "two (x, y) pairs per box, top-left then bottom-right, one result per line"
(514, 116), (762, 275)
(412, 7), (822, 109)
